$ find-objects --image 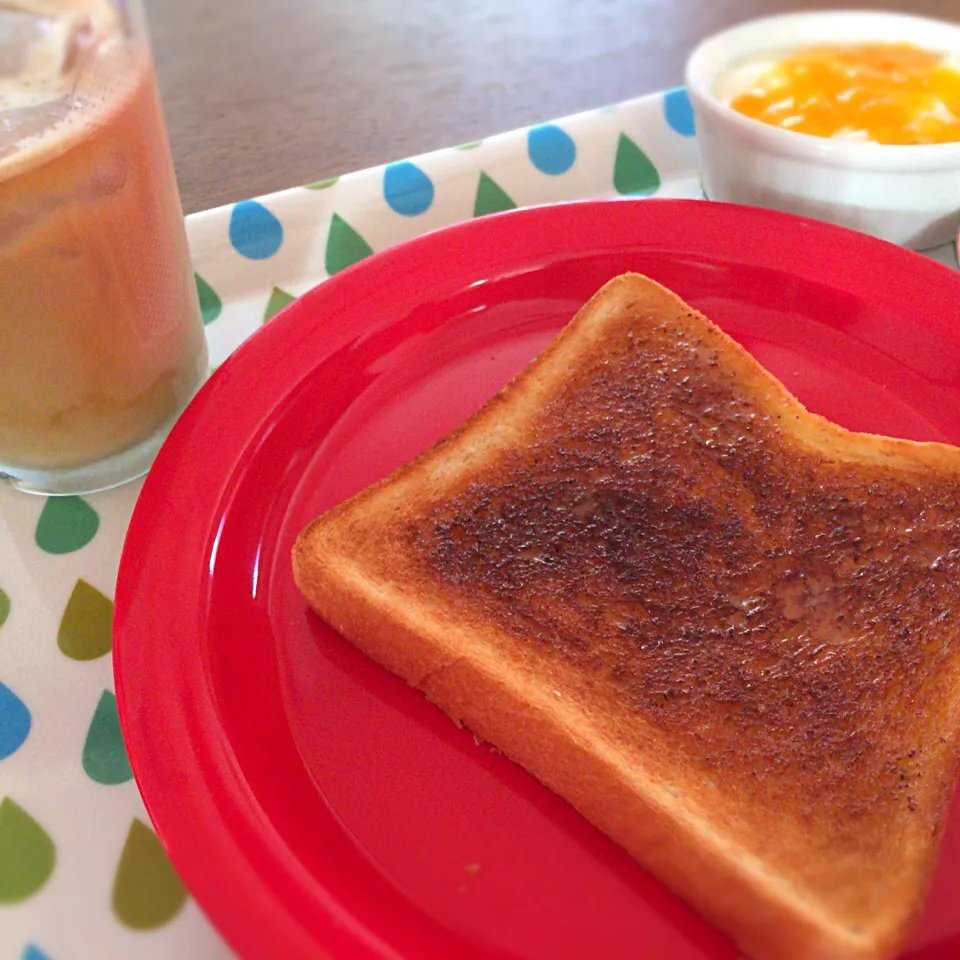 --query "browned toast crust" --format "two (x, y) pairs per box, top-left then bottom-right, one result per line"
(293, 273), (960, 960)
